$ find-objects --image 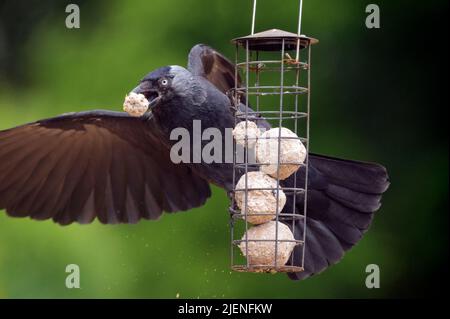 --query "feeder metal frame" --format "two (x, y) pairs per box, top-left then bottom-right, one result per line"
(228, 1), (317, 274)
